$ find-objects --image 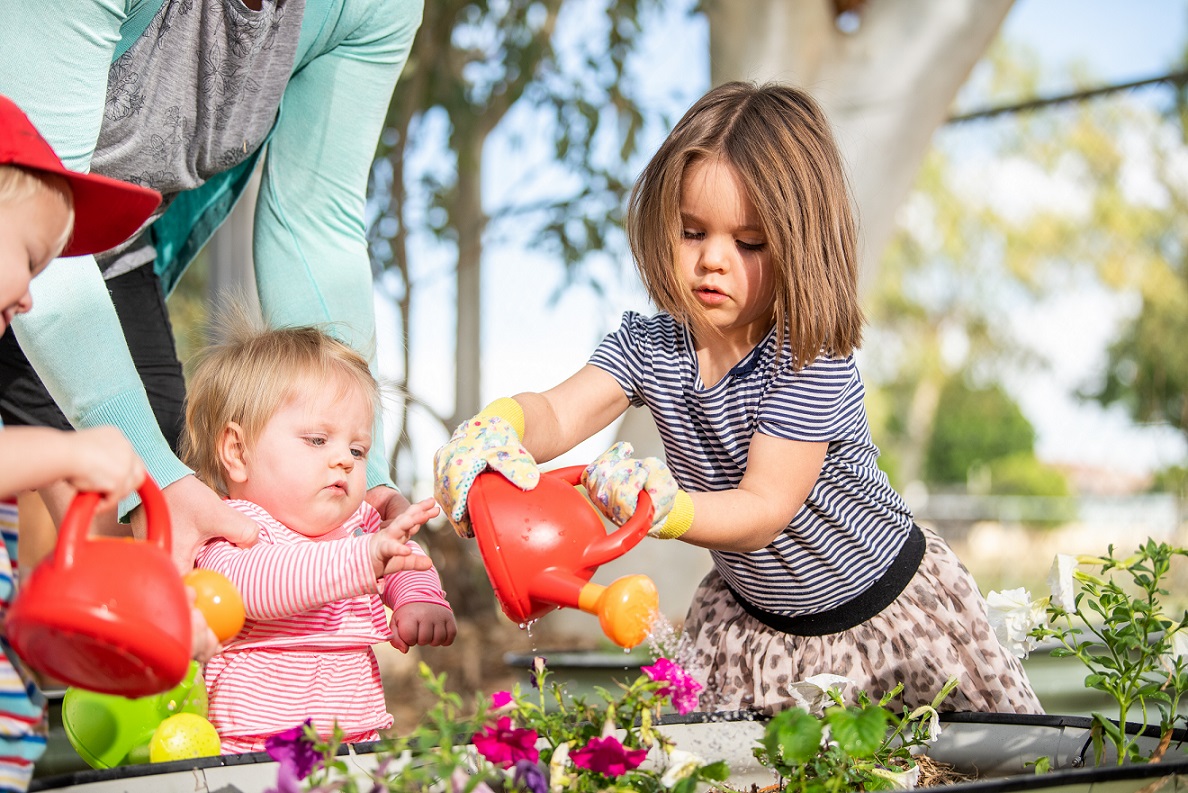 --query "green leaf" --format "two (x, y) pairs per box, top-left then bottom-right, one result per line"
(1093, 714), (1124, 745)
(826, 706), (889, 759)
(764, 708), (824, 766)
(863, 771), (897, 791)
(698, 760), (731, 781)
